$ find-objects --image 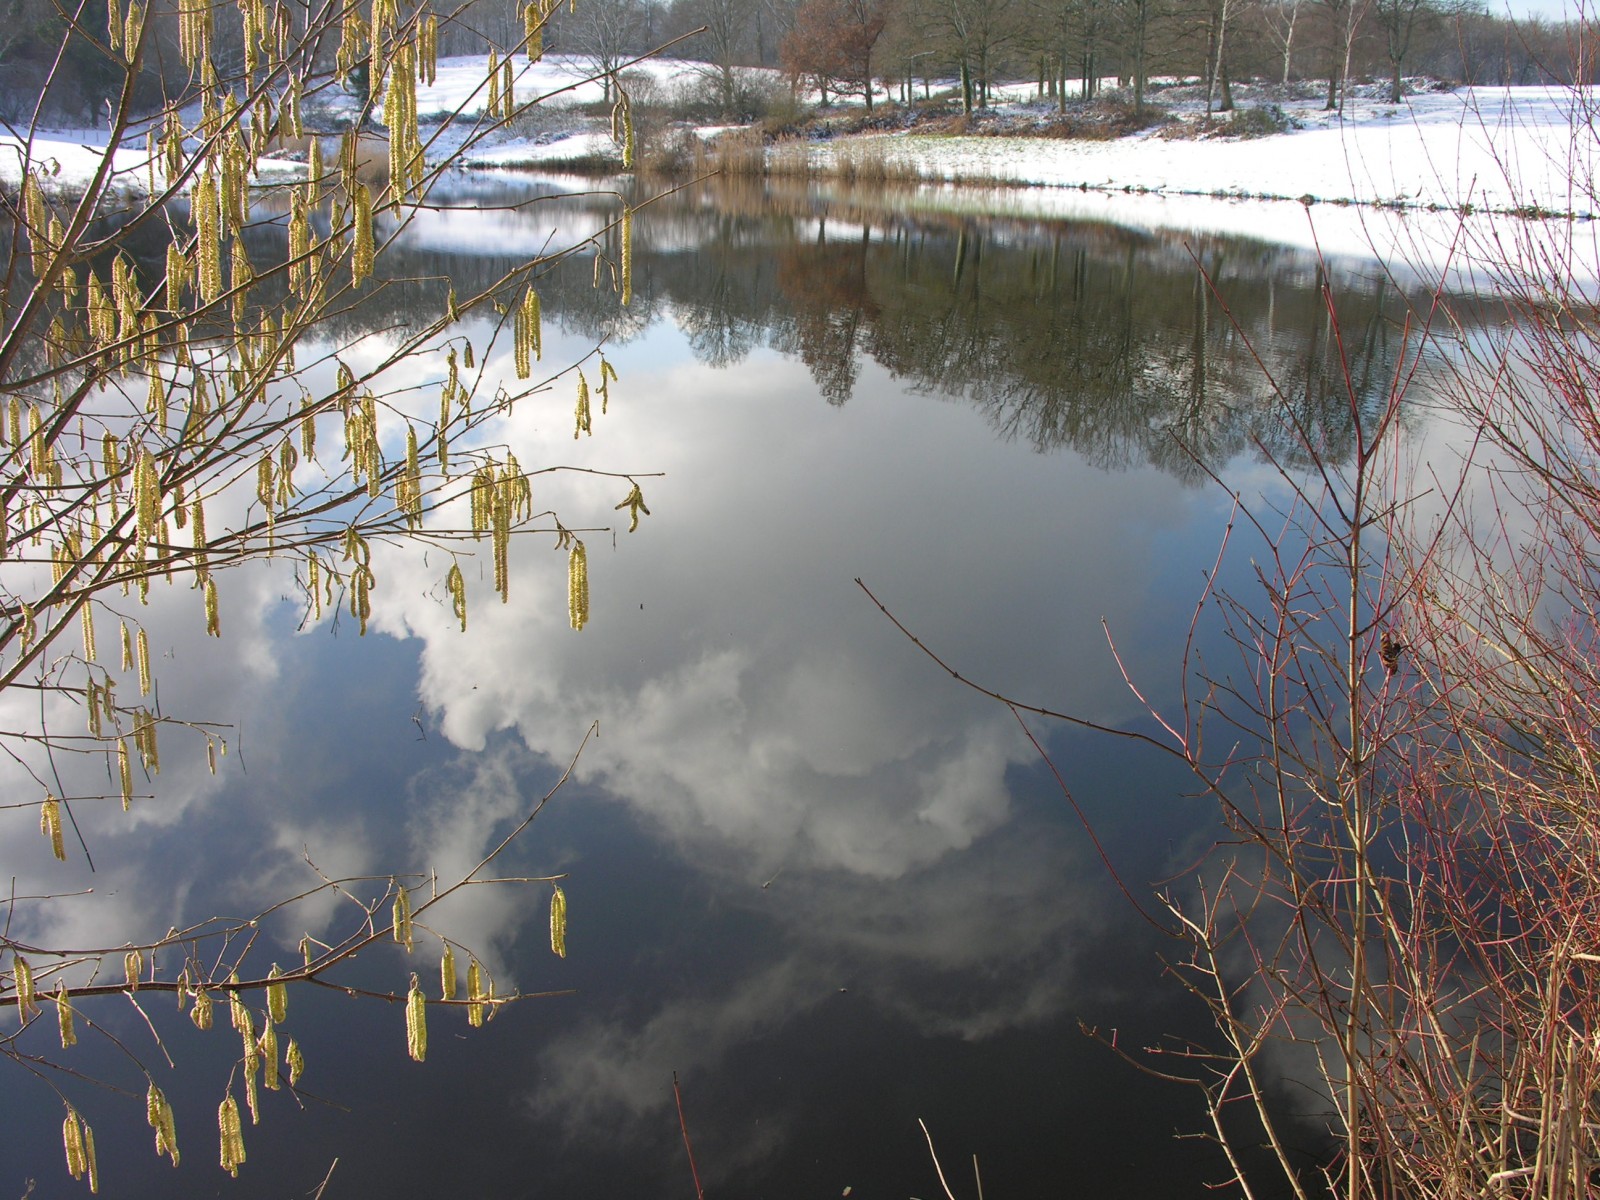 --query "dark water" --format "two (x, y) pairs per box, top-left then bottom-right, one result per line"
(0, 178), (1453, 1199)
